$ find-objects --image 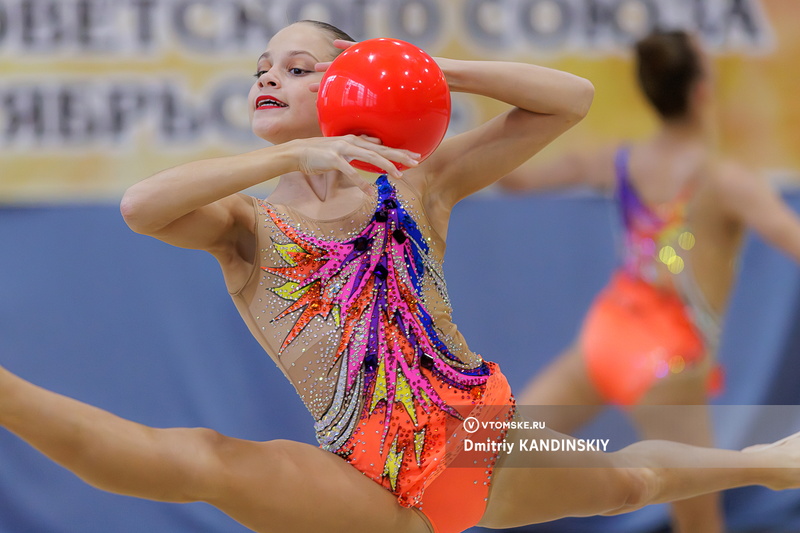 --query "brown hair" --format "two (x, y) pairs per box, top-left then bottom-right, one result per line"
(635, 30), (703, 120)
(296, 20), (355, 57)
